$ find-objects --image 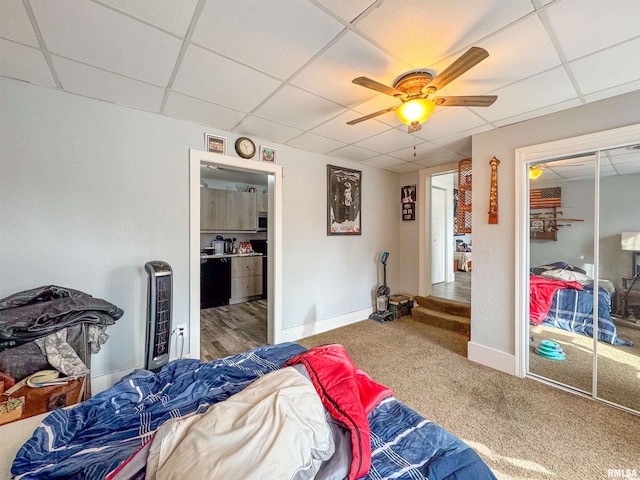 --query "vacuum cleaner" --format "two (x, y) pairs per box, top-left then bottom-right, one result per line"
(369, 251), (394, 323)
